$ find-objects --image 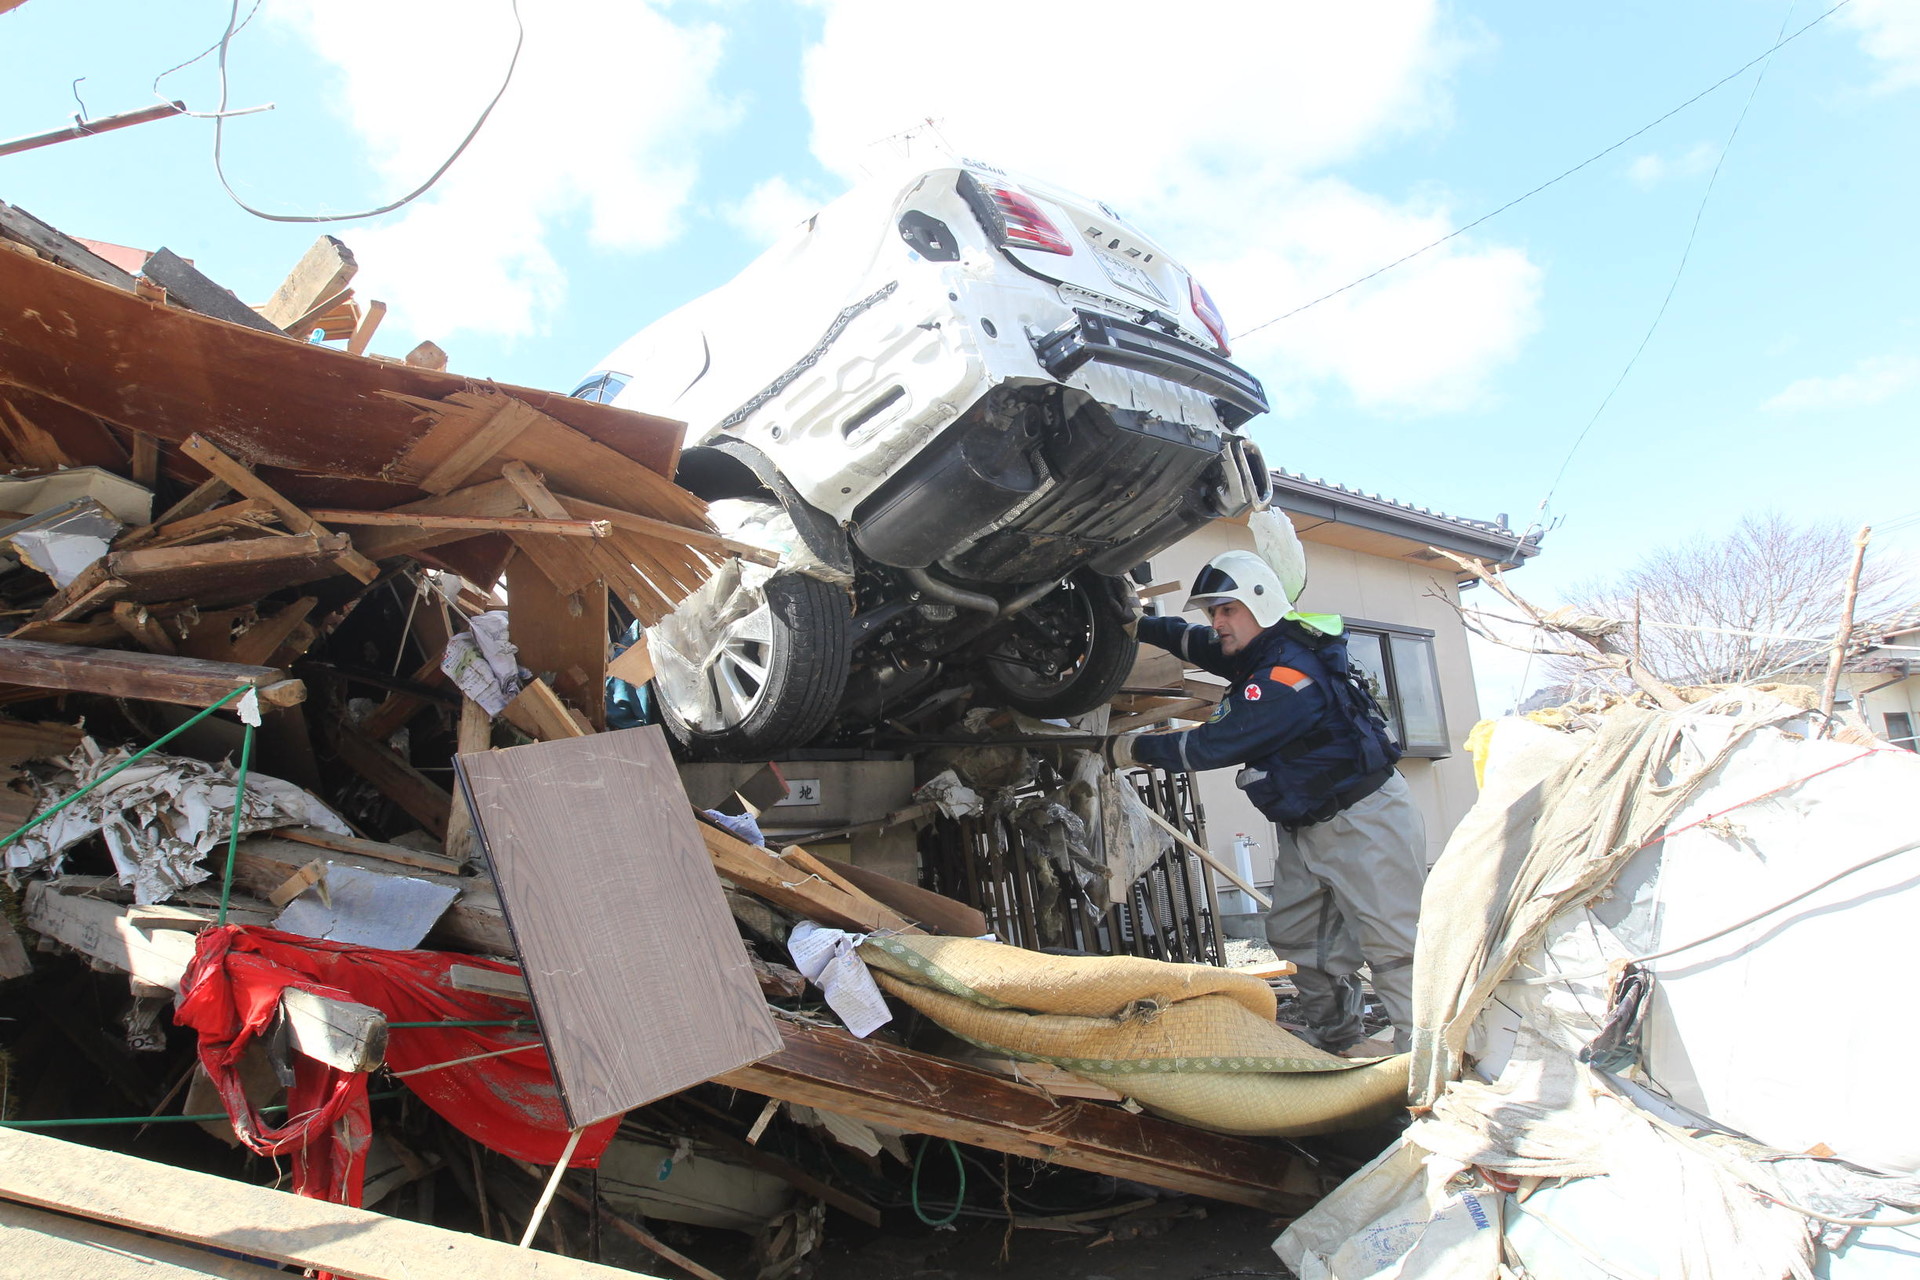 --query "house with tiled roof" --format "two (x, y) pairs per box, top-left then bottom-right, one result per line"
(1147, 471), (1543, 915)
